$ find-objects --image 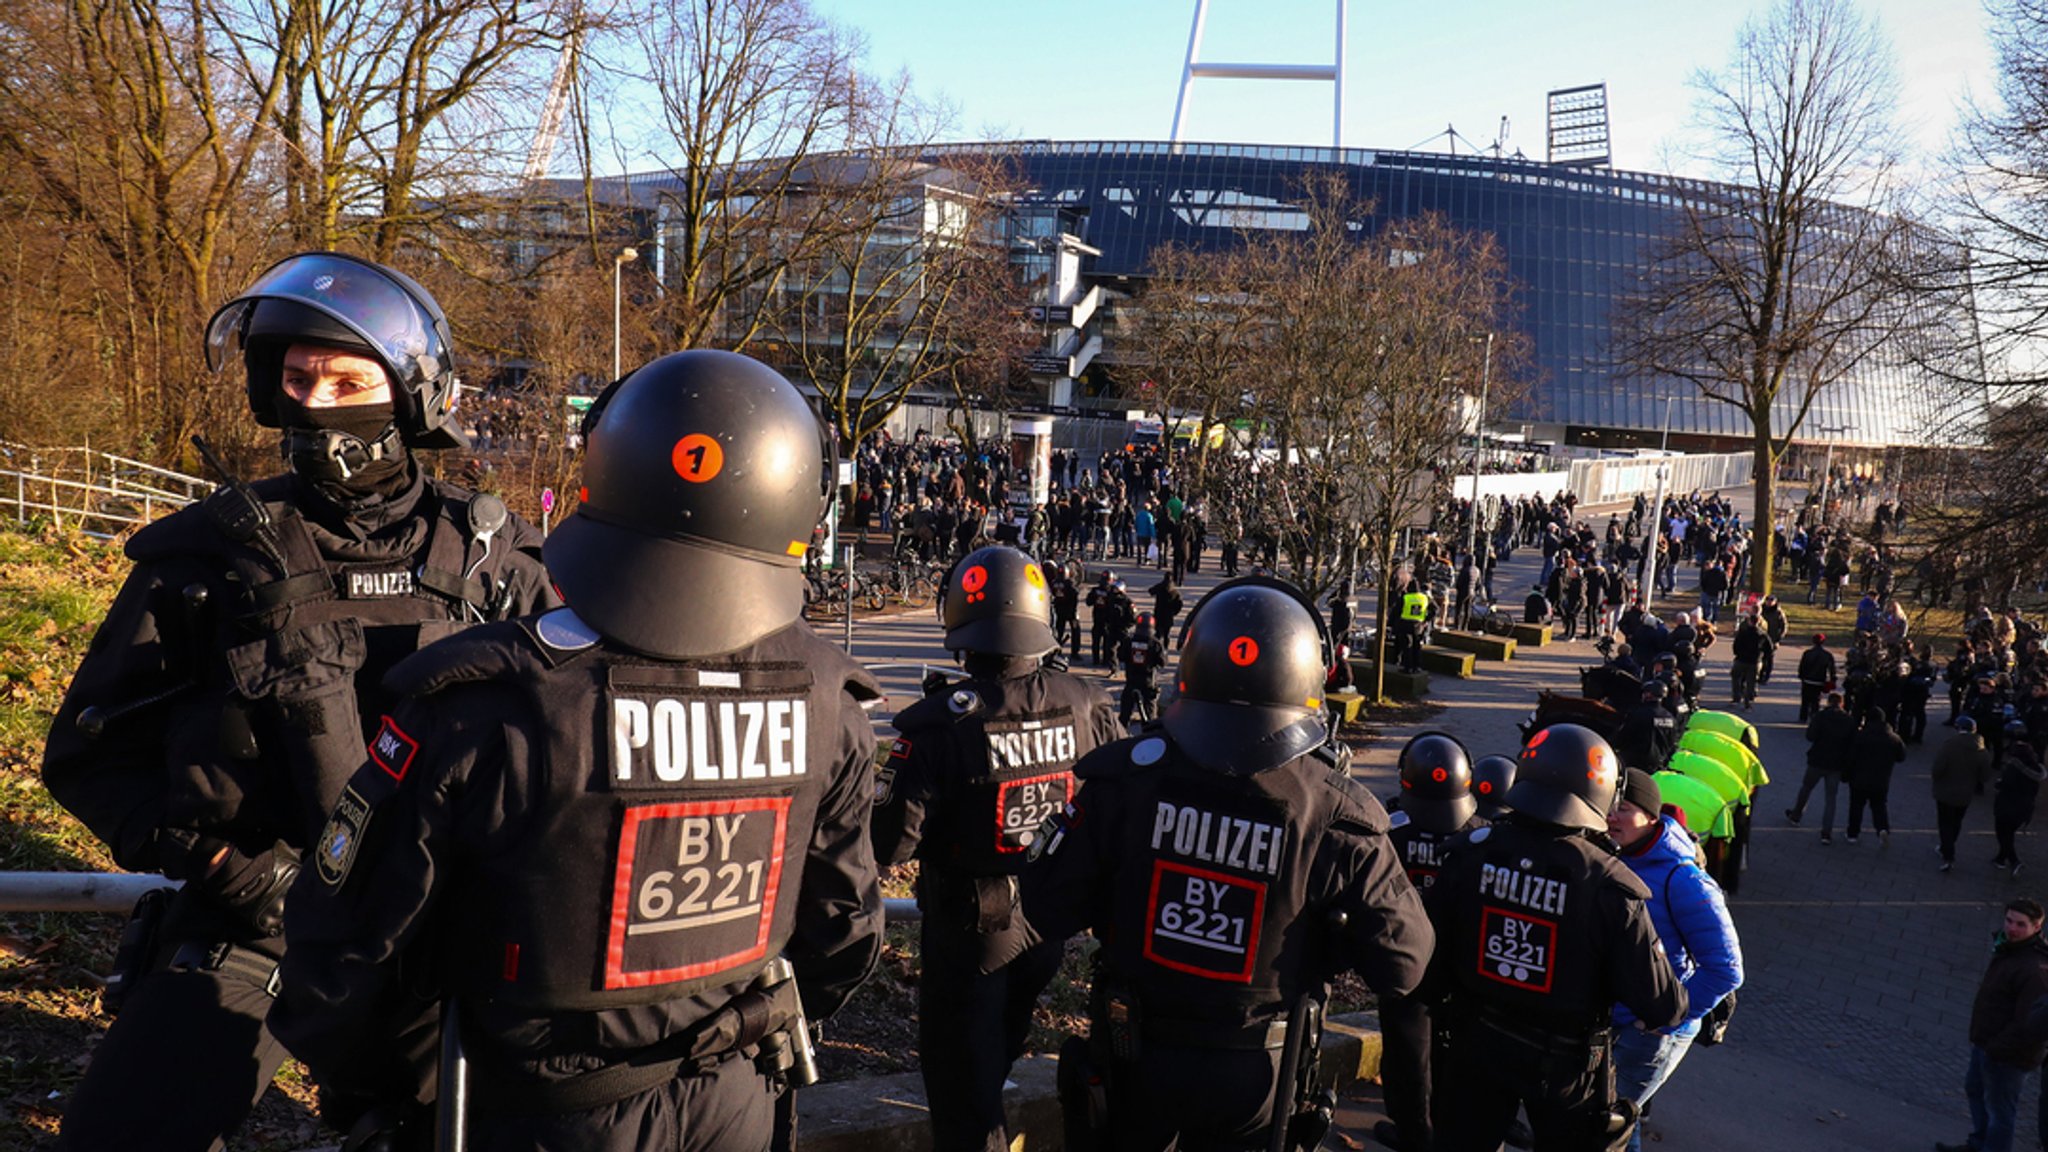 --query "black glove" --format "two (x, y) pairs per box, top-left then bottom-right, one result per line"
(195, 840), (300, 937)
